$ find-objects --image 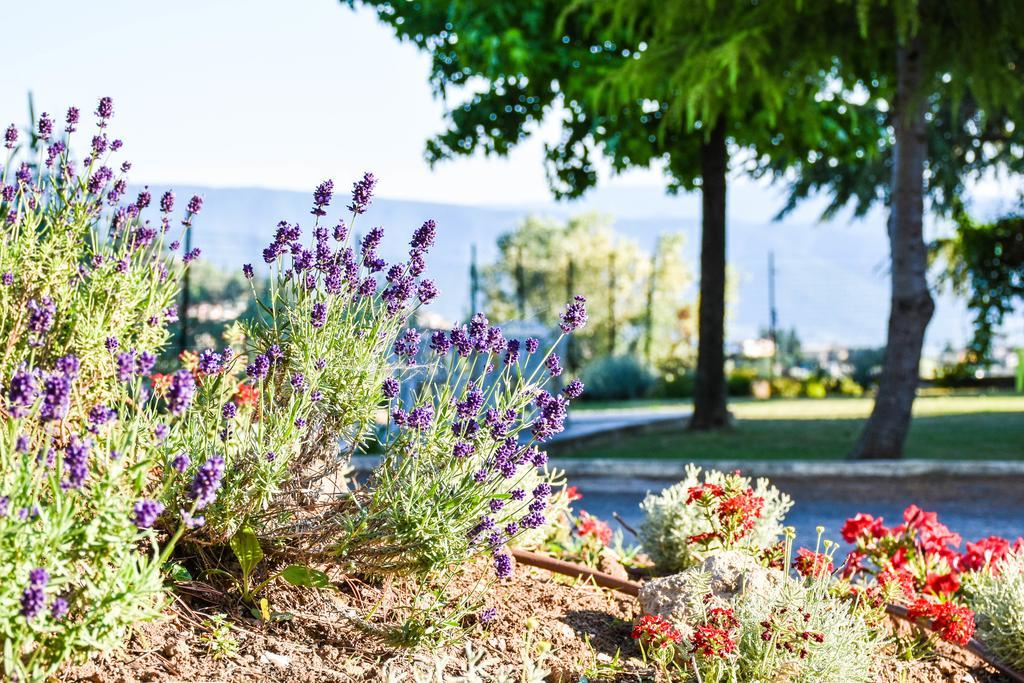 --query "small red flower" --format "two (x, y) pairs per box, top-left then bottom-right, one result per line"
(632, 614), (682, 649)
(150, 373), (172, 396)
(234, 382), (259, 408)
(924, 571), (960, 597)
(686, 483), (725, 504)
(564, 485), (583, 502)
(960, 536), (1012, 573)
(576, 510), (612, 545)
(841, 513), (887, 544)
(906, 597), (976, 646)
(793, 548), (834, 578)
